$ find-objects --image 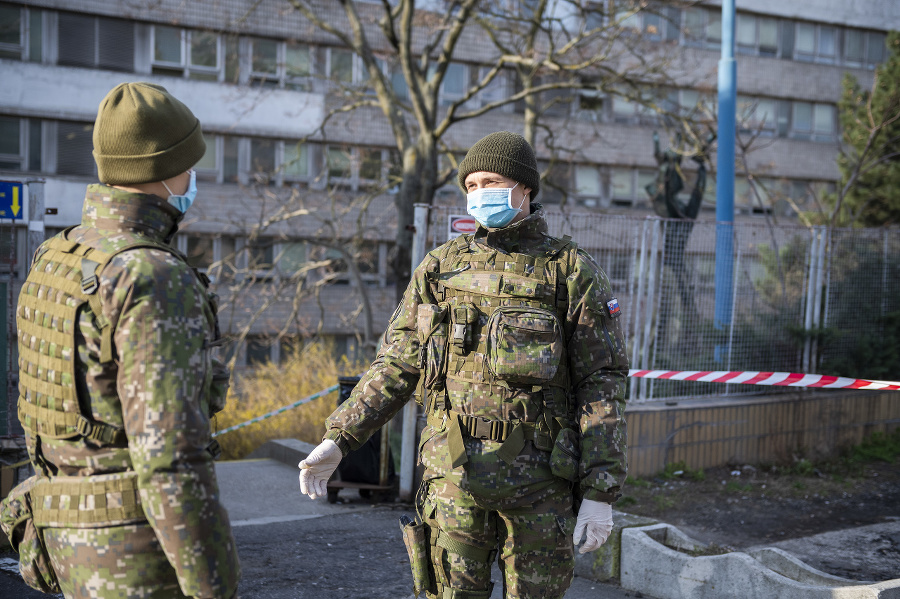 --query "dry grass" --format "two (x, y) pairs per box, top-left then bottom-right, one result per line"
(213, 341), (367, 460)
